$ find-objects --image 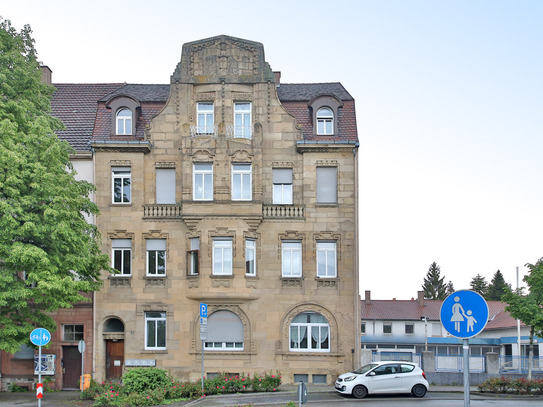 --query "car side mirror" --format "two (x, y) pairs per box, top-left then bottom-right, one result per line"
(367, 372), (376, 376)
